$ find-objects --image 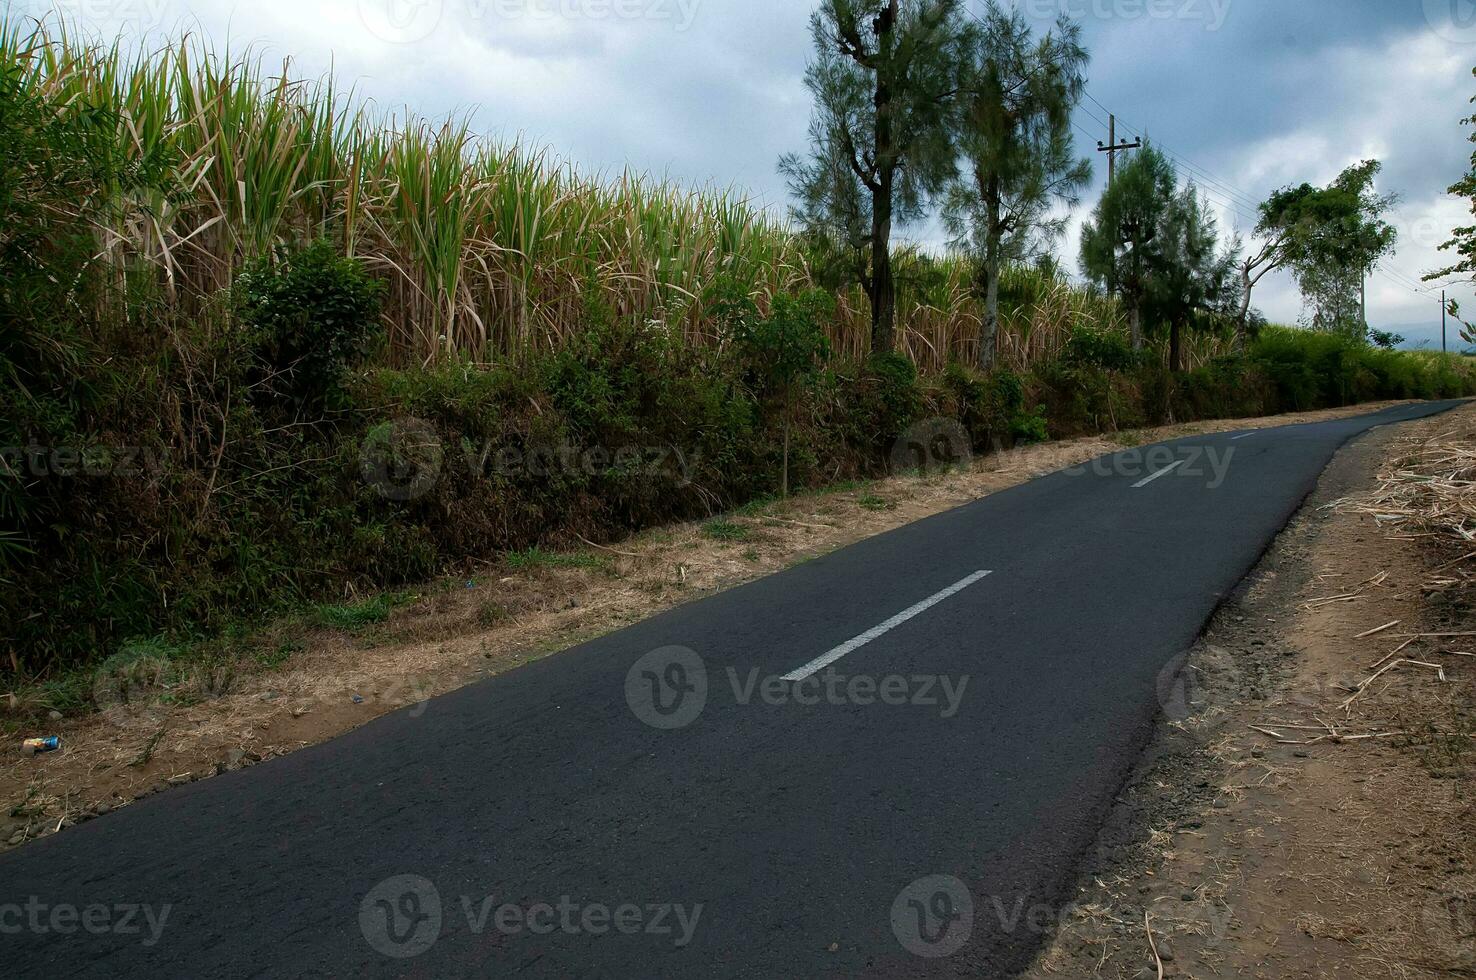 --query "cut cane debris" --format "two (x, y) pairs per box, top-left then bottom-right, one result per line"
(1353, 620), (1400, 639)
